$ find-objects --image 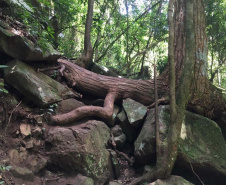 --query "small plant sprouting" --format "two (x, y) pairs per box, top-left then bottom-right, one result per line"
(39, 103), (58, 115)
(0, 165), (12, 184)
(47, 103), (58, 114)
